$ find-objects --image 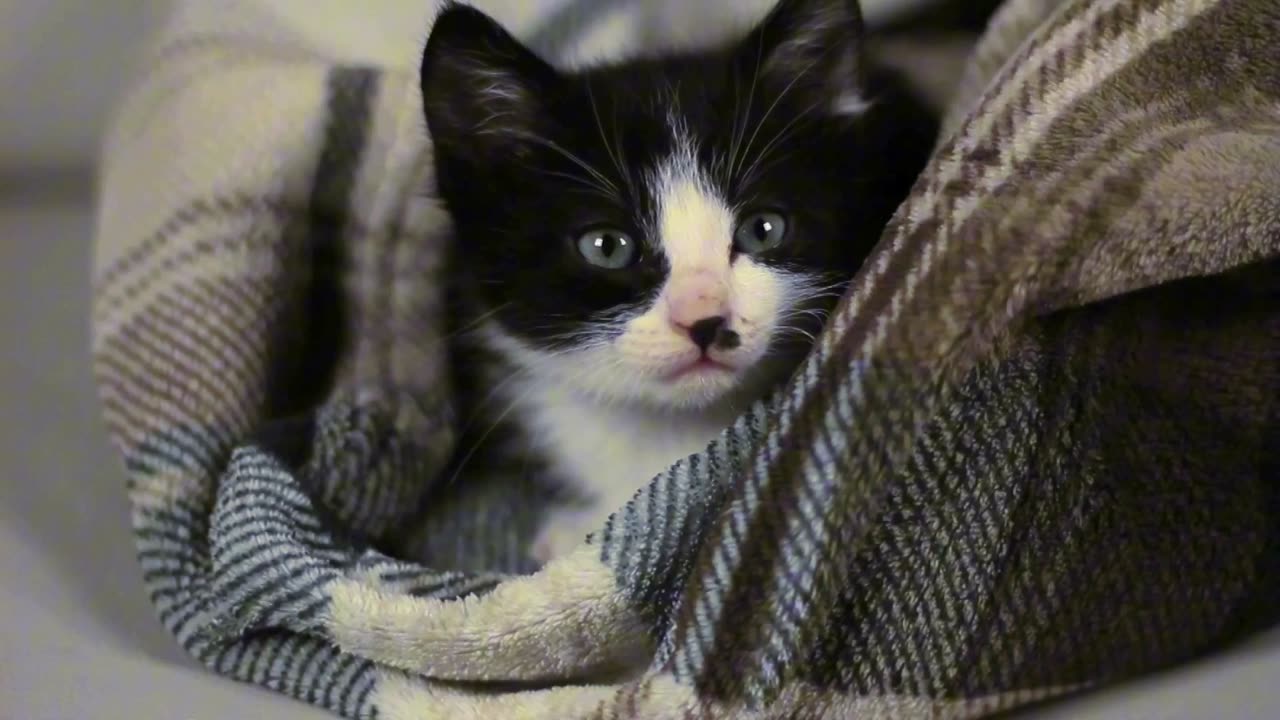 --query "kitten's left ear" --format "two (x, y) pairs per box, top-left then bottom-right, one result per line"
(420, 2), (558, 164)
(741, 0), (870, 117)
